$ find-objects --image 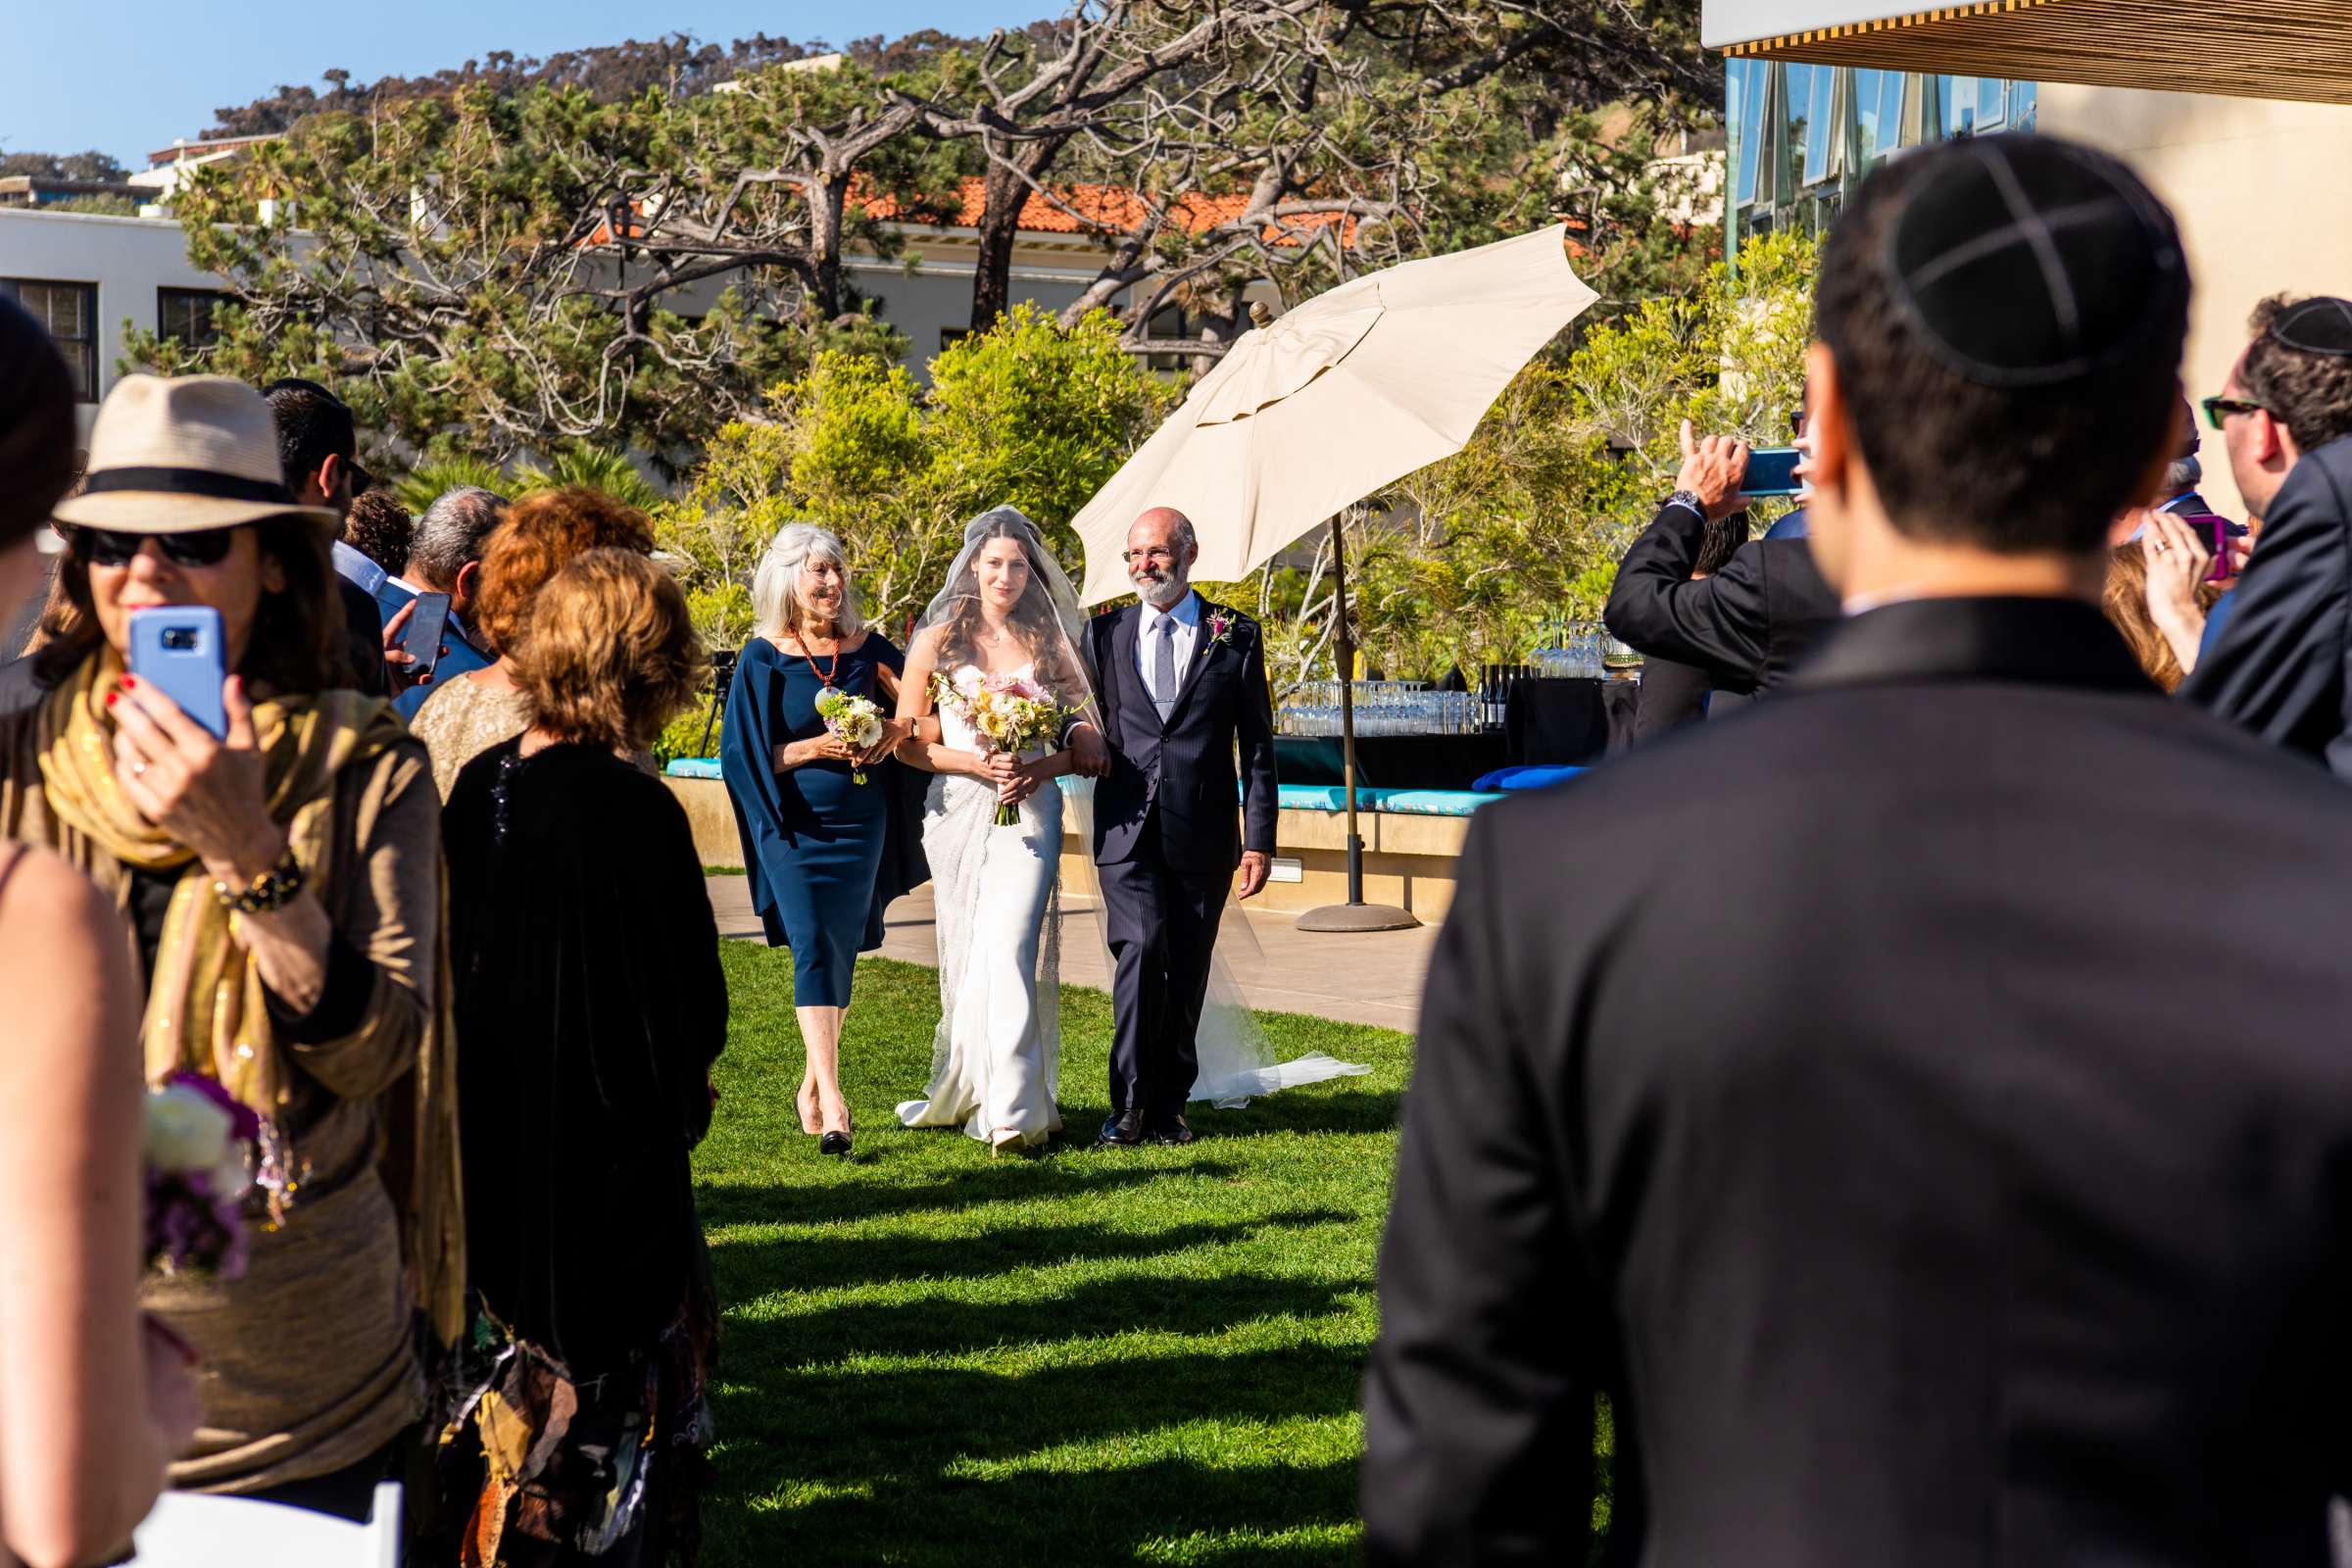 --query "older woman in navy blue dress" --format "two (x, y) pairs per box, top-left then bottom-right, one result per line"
(720, 523), (915, 1154)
